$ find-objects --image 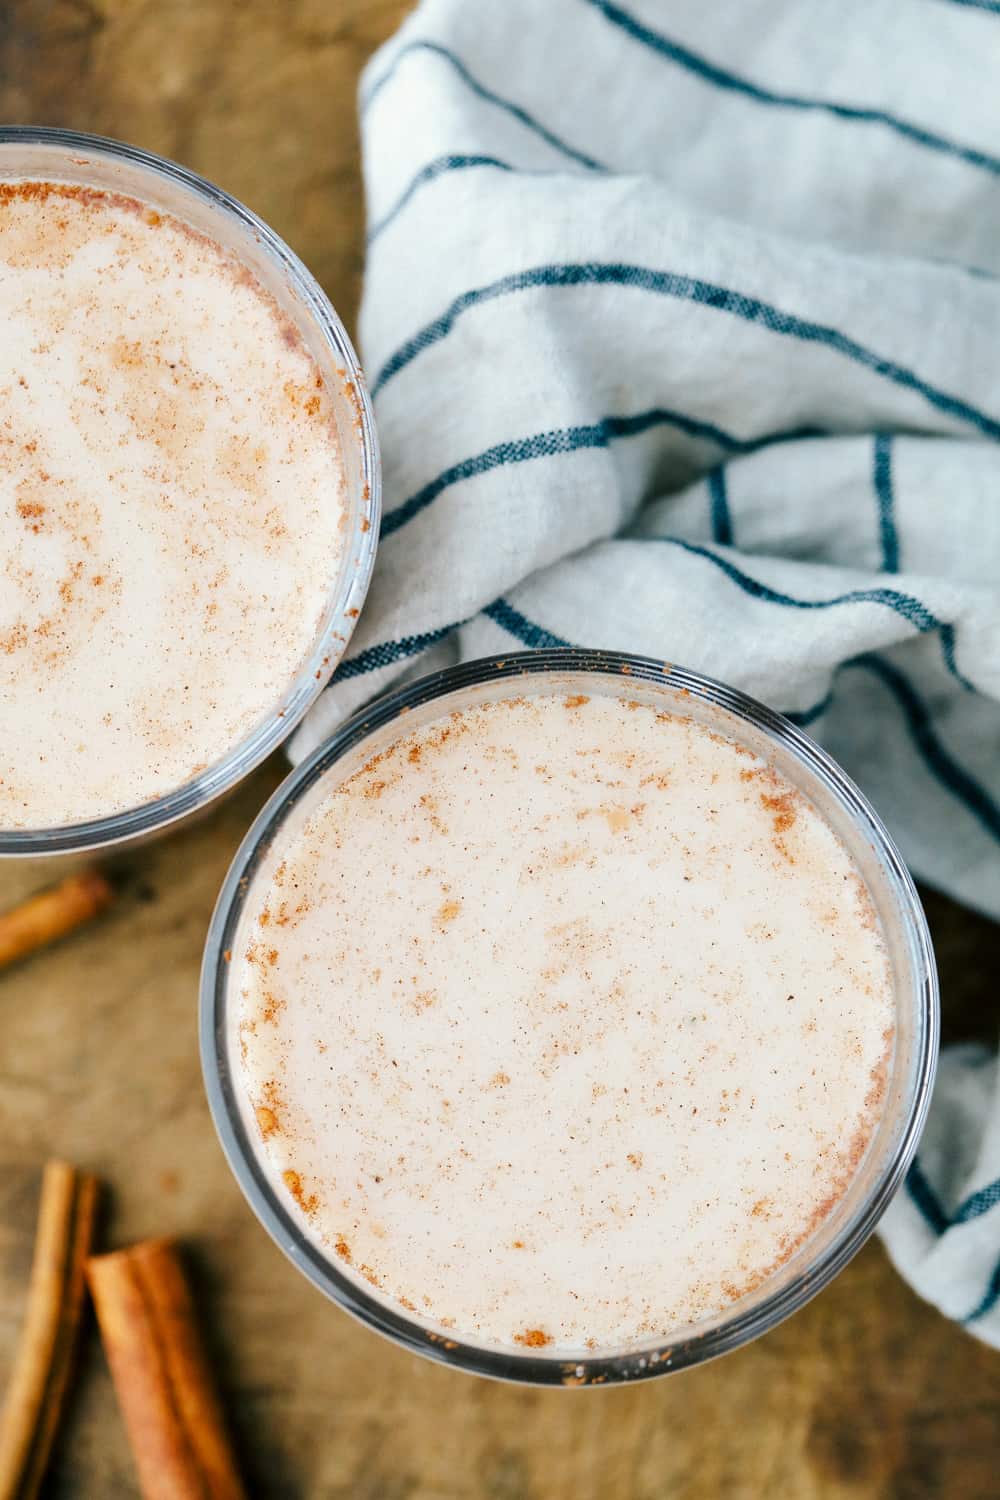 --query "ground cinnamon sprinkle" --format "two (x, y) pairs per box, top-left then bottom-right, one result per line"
(514, 1328), (552, 1348)
(334, 1235), (352, 1263)
(259, 991), (284, 1025)
(760, 790), (798, 834)
(849, 872), (879, 932)
(282, 1170), (318, 1216)
(255, 1080), (285, 1139)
